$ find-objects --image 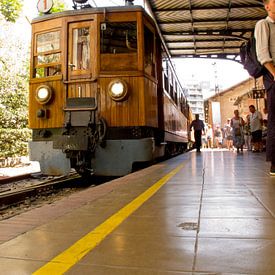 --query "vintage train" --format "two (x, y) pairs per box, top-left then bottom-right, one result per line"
(28, 1), (192, 176)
